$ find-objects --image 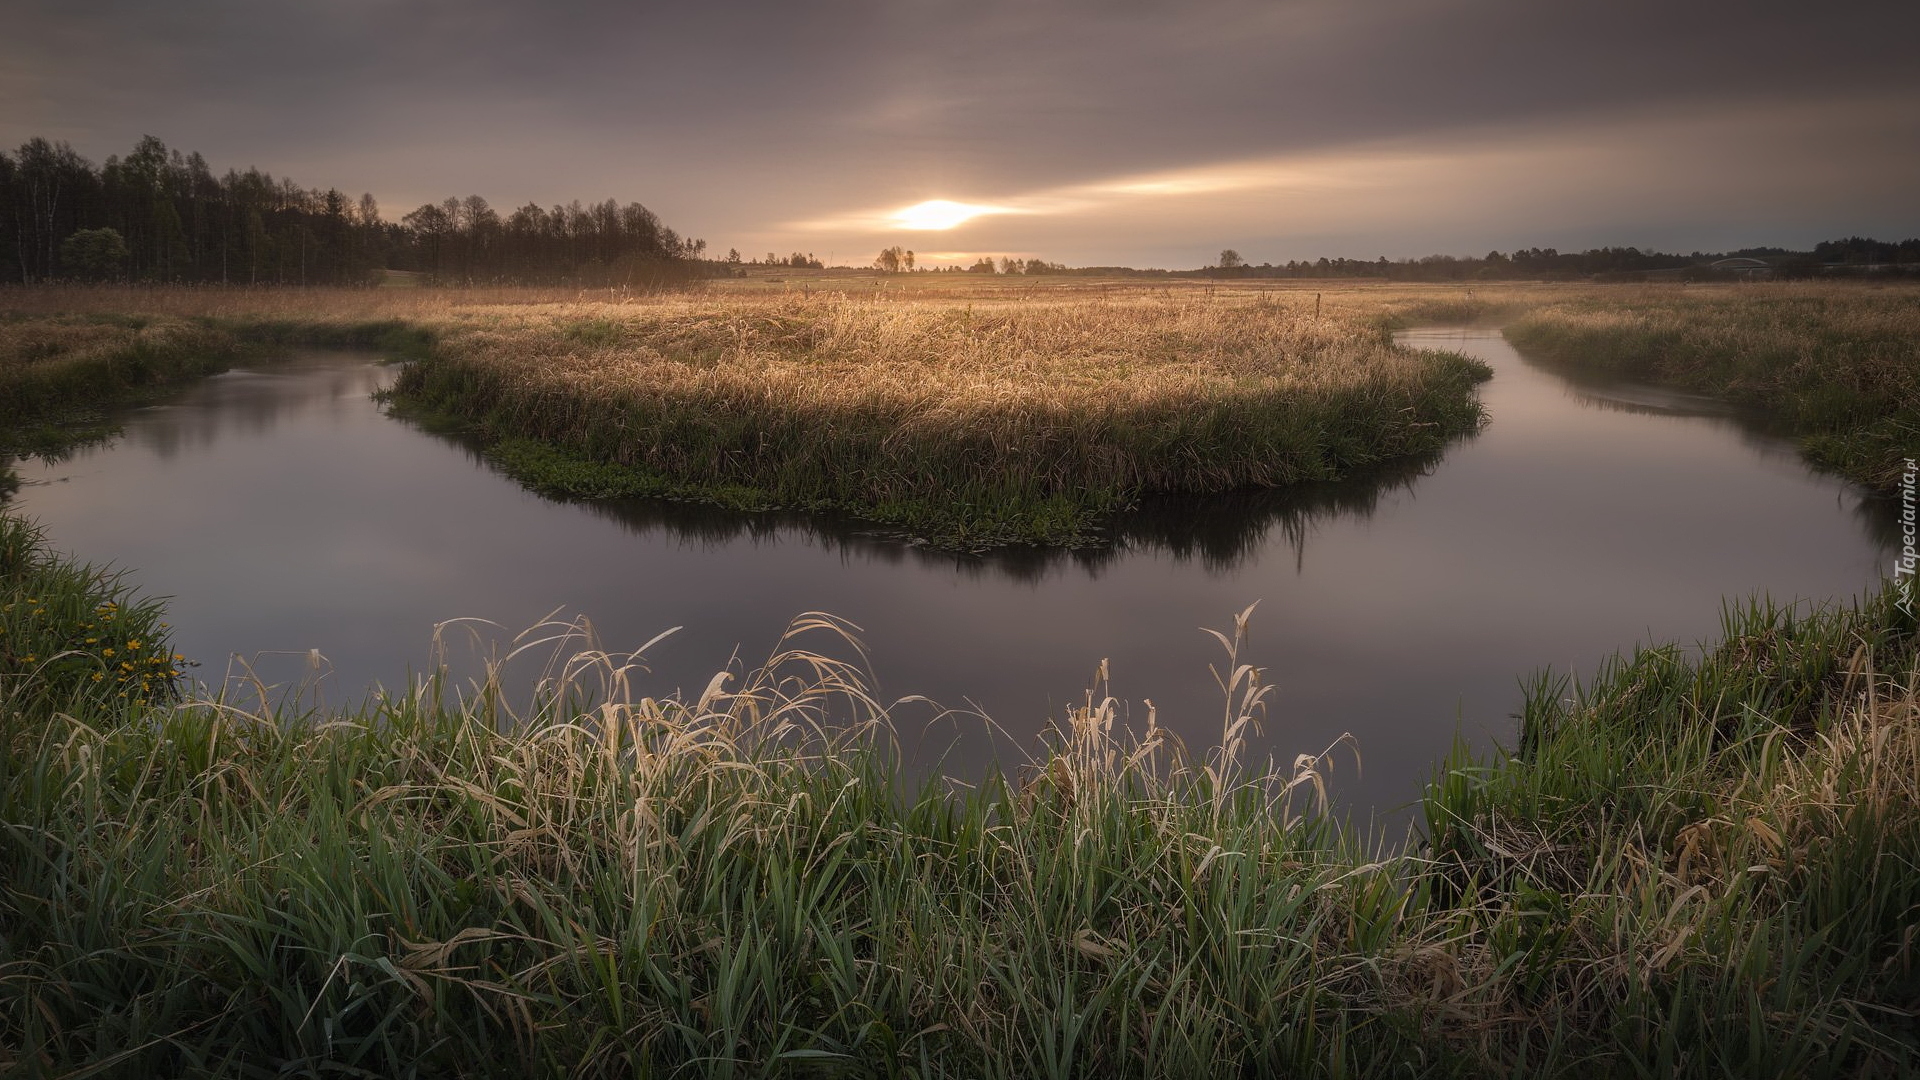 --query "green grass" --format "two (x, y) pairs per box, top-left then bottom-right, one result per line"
(3, 511), (1917, 1077)
(1502, 285), (1920, 493)
(1421, 587), (1920, 1073)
